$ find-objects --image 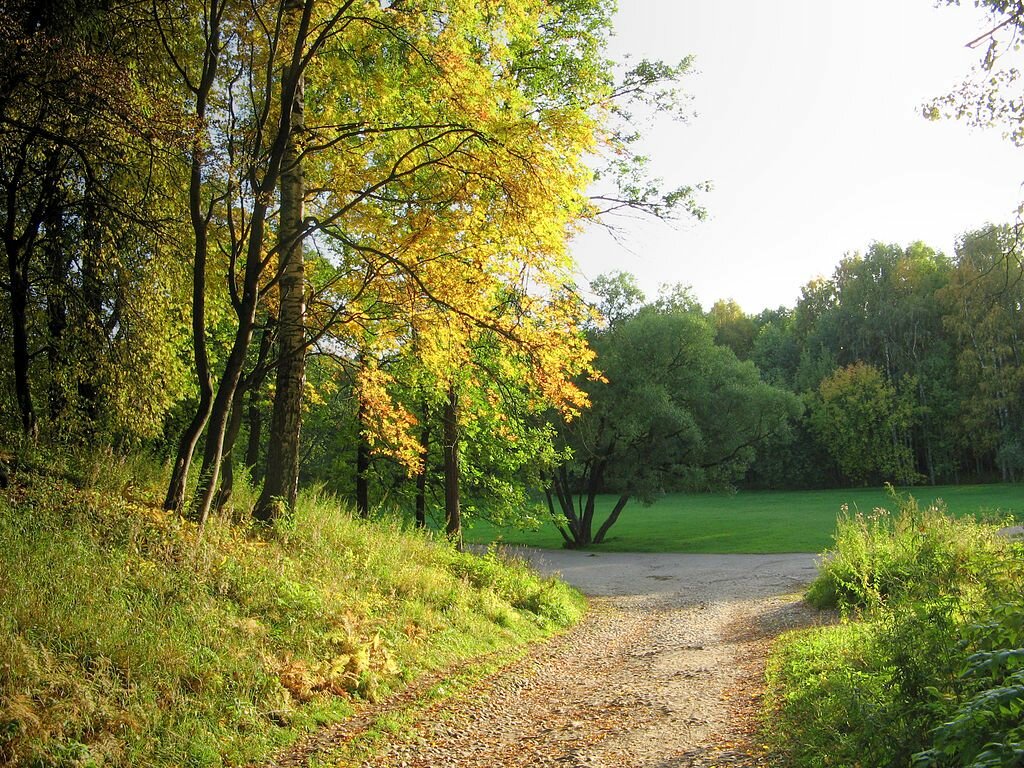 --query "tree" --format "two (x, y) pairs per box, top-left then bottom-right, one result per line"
(254, 0), (308, 521)
(930, 1), (1024, 153)
(930, 1), (1024, 268)
(589, 270), (645, 328)
(828, 243), (957, 484)
(940, 224), (1024, 481)
(1, 1), (191, 443)
(159, 0), (228, 513)
(550, 296), (801, 548)
(810, 362), (917, 486)
(708, 299), (756, 360)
